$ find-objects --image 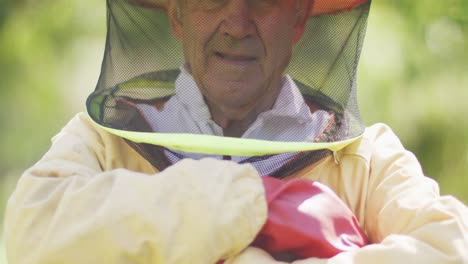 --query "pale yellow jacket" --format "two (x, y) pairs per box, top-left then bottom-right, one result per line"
(5, 113), (468, 264)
